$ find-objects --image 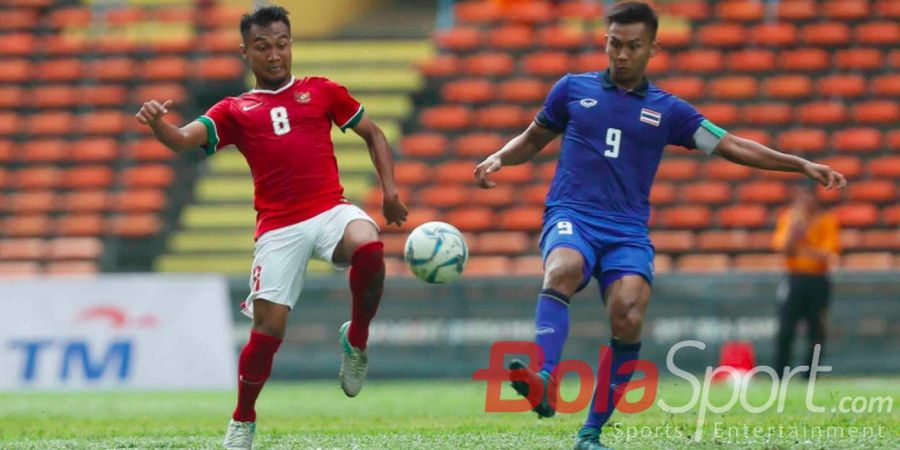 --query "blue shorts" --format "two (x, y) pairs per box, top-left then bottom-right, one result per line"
(539, 207), (655, 297)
